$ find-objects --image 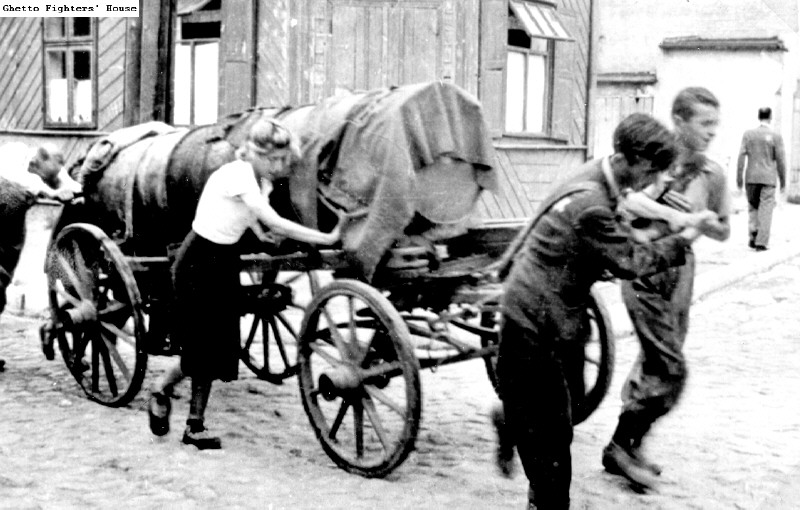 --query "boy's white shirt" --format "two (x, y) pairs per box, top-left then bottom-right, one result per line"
(0, 141), (81, 196)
